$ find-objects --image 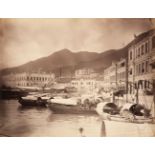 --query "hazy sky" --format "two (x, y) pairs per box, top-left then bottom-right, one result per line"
(0, 18), (155, 69)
